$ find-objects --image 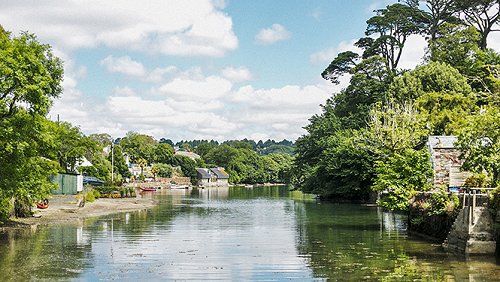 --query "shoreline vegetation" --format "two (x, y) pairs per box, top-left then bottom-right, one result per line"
(1, 194), (157, 229)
